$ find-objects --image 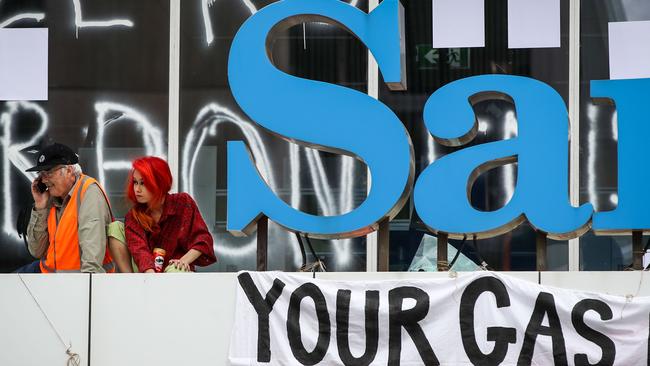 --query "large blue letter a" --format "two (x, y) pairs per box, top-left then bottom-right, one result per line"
(415, 75), (592, 239)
